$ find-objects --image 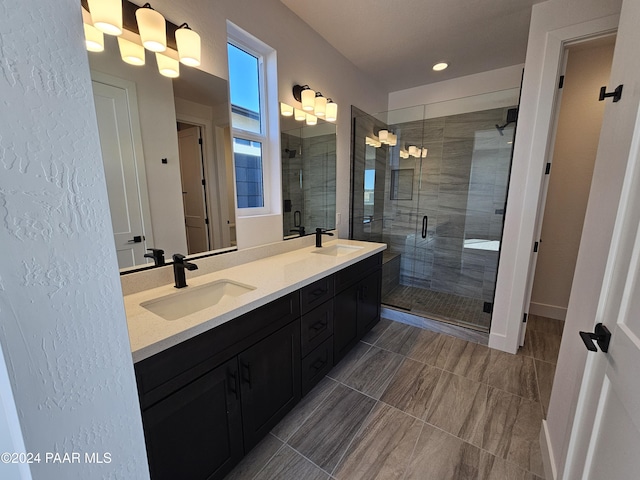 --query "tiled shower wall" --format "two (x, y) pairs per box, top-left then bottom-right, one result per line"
(282, 132), (337, 236)
(353, 107), (514, 303)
